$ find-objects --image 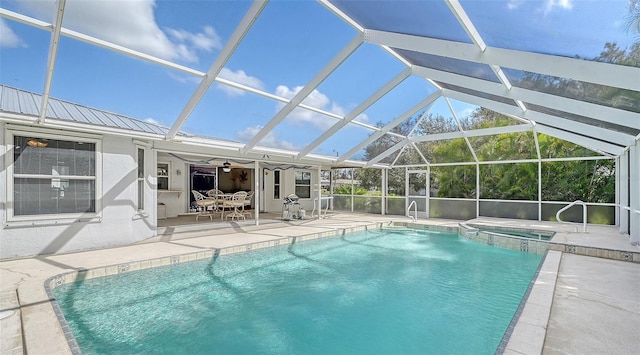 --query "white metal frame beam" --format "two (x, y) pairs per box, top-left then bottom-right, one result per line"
(535, 125), (626, 157)
(385, 105), (432, 168)
(0, 8), (204, 77)
(338, 91), (441, 162)
(366, 138), (408, 166)
(413, 66), (640, 130)
(445, 0), (528, 111)
(441, 91), (627, 155)
(37, 0), (66, 124)
(444, 0), (486, 51)
(365, 29), (640, 92)
(443, 90), (636, 149)
(444, 96), (479, 162)
(297, 68), (412, 159)
(166, 0), (268, 139)
(411, 124), (532, 143)
(242, 34), (364, 153)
